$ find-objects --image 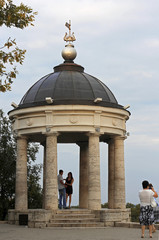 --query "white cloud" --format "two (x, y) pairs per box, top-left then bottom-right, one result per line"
(126, 70), (153, 79)
(127, 134), (159, 148)
(144, 38), (159, 48)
